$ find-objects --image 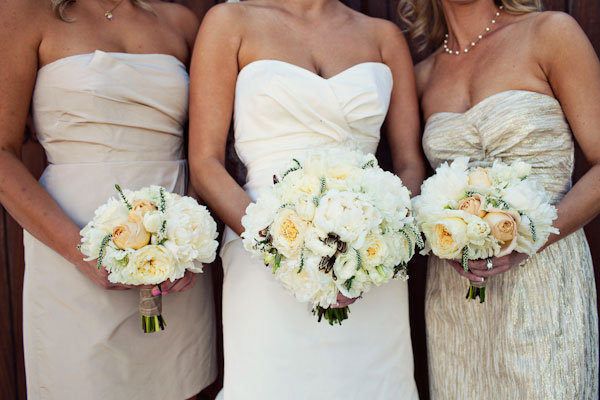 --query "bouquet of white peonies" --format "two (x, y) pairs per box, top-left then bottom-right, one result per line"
(241, 149), (422, 325)
(413, 157), (558, 302)
(79, 185), (218, 332)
